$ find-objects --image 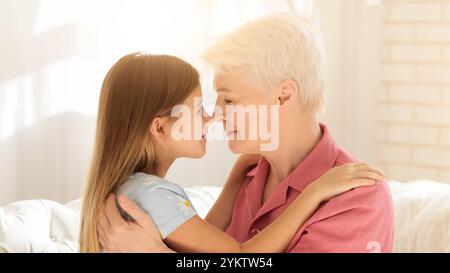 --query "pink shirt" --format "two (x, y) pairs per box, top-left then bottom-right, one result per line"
(225, 124), (394, 253)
